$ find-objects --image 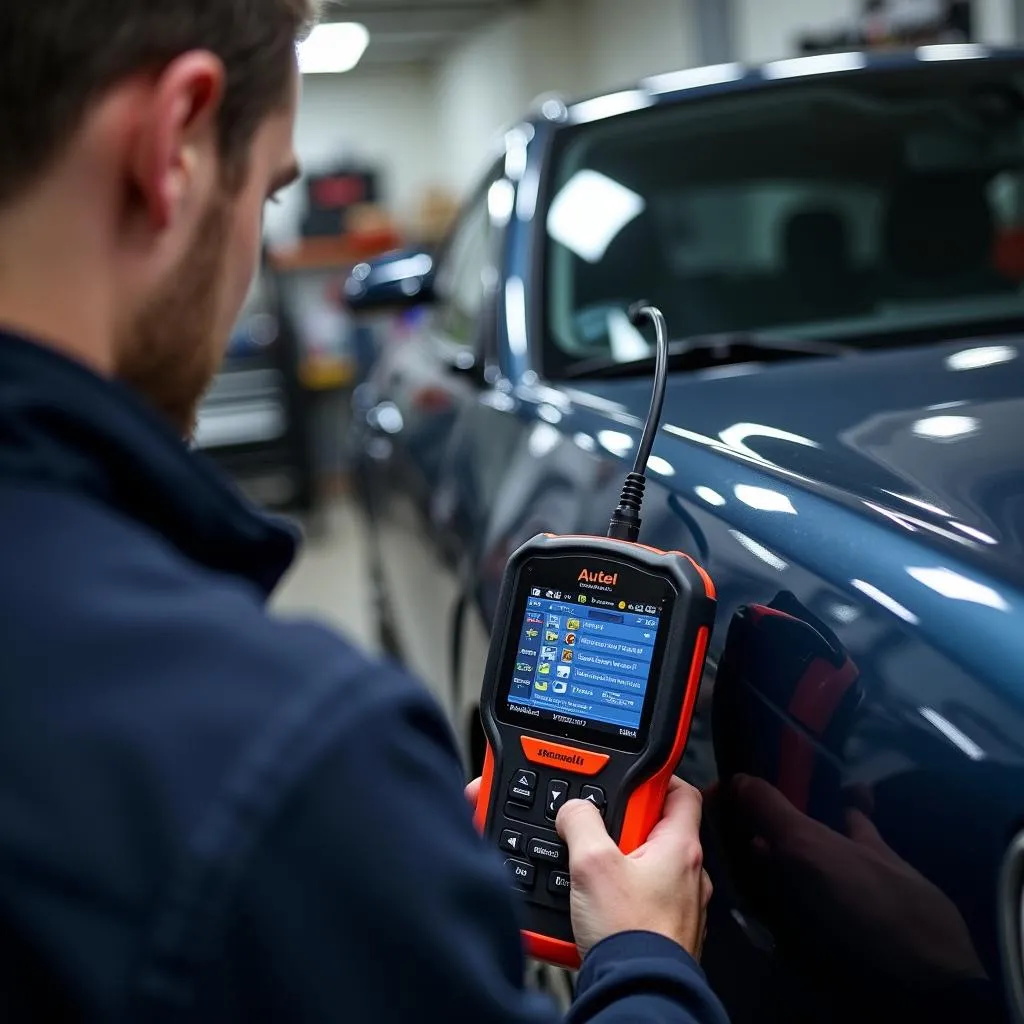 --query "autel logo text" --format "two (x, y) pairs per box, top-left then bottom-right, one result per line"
(577, 569), (618, 587)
